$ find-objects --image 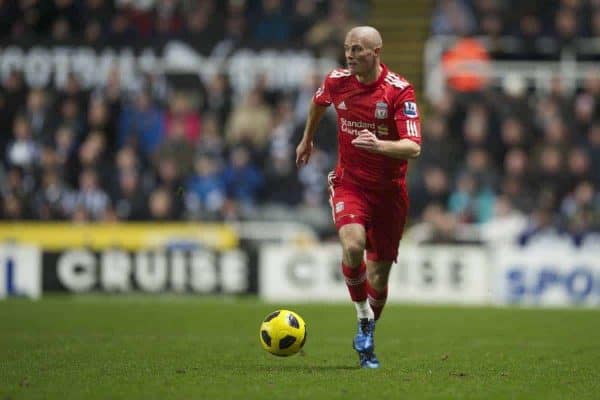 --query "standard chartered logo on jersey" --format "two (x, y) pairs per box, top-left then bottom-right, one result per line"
(340, 118), (376, 136)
